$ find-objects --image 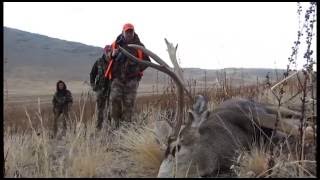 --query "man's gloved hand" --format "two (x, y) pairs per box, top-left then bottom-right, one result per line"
(115, 52), (128, 63)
